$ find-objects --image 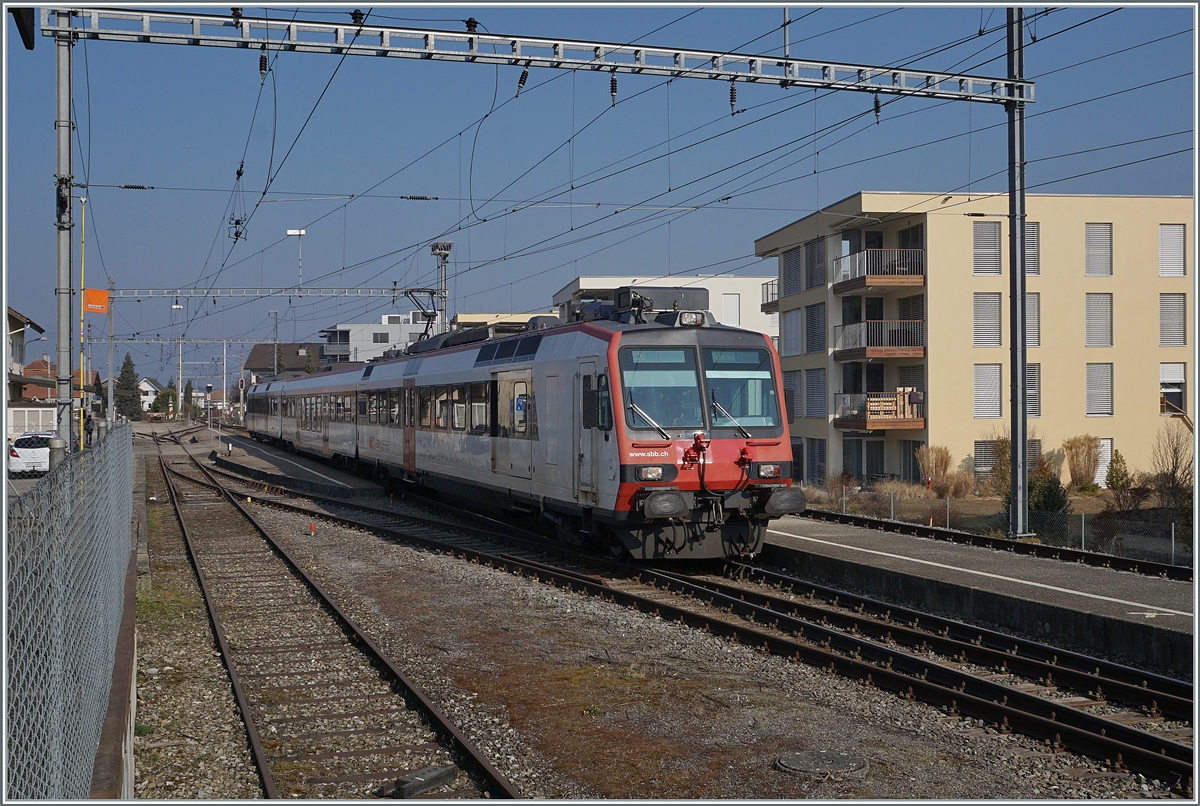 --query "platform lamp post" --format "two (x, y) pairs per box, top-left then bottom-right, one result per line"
(287, 229), (305, 289)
